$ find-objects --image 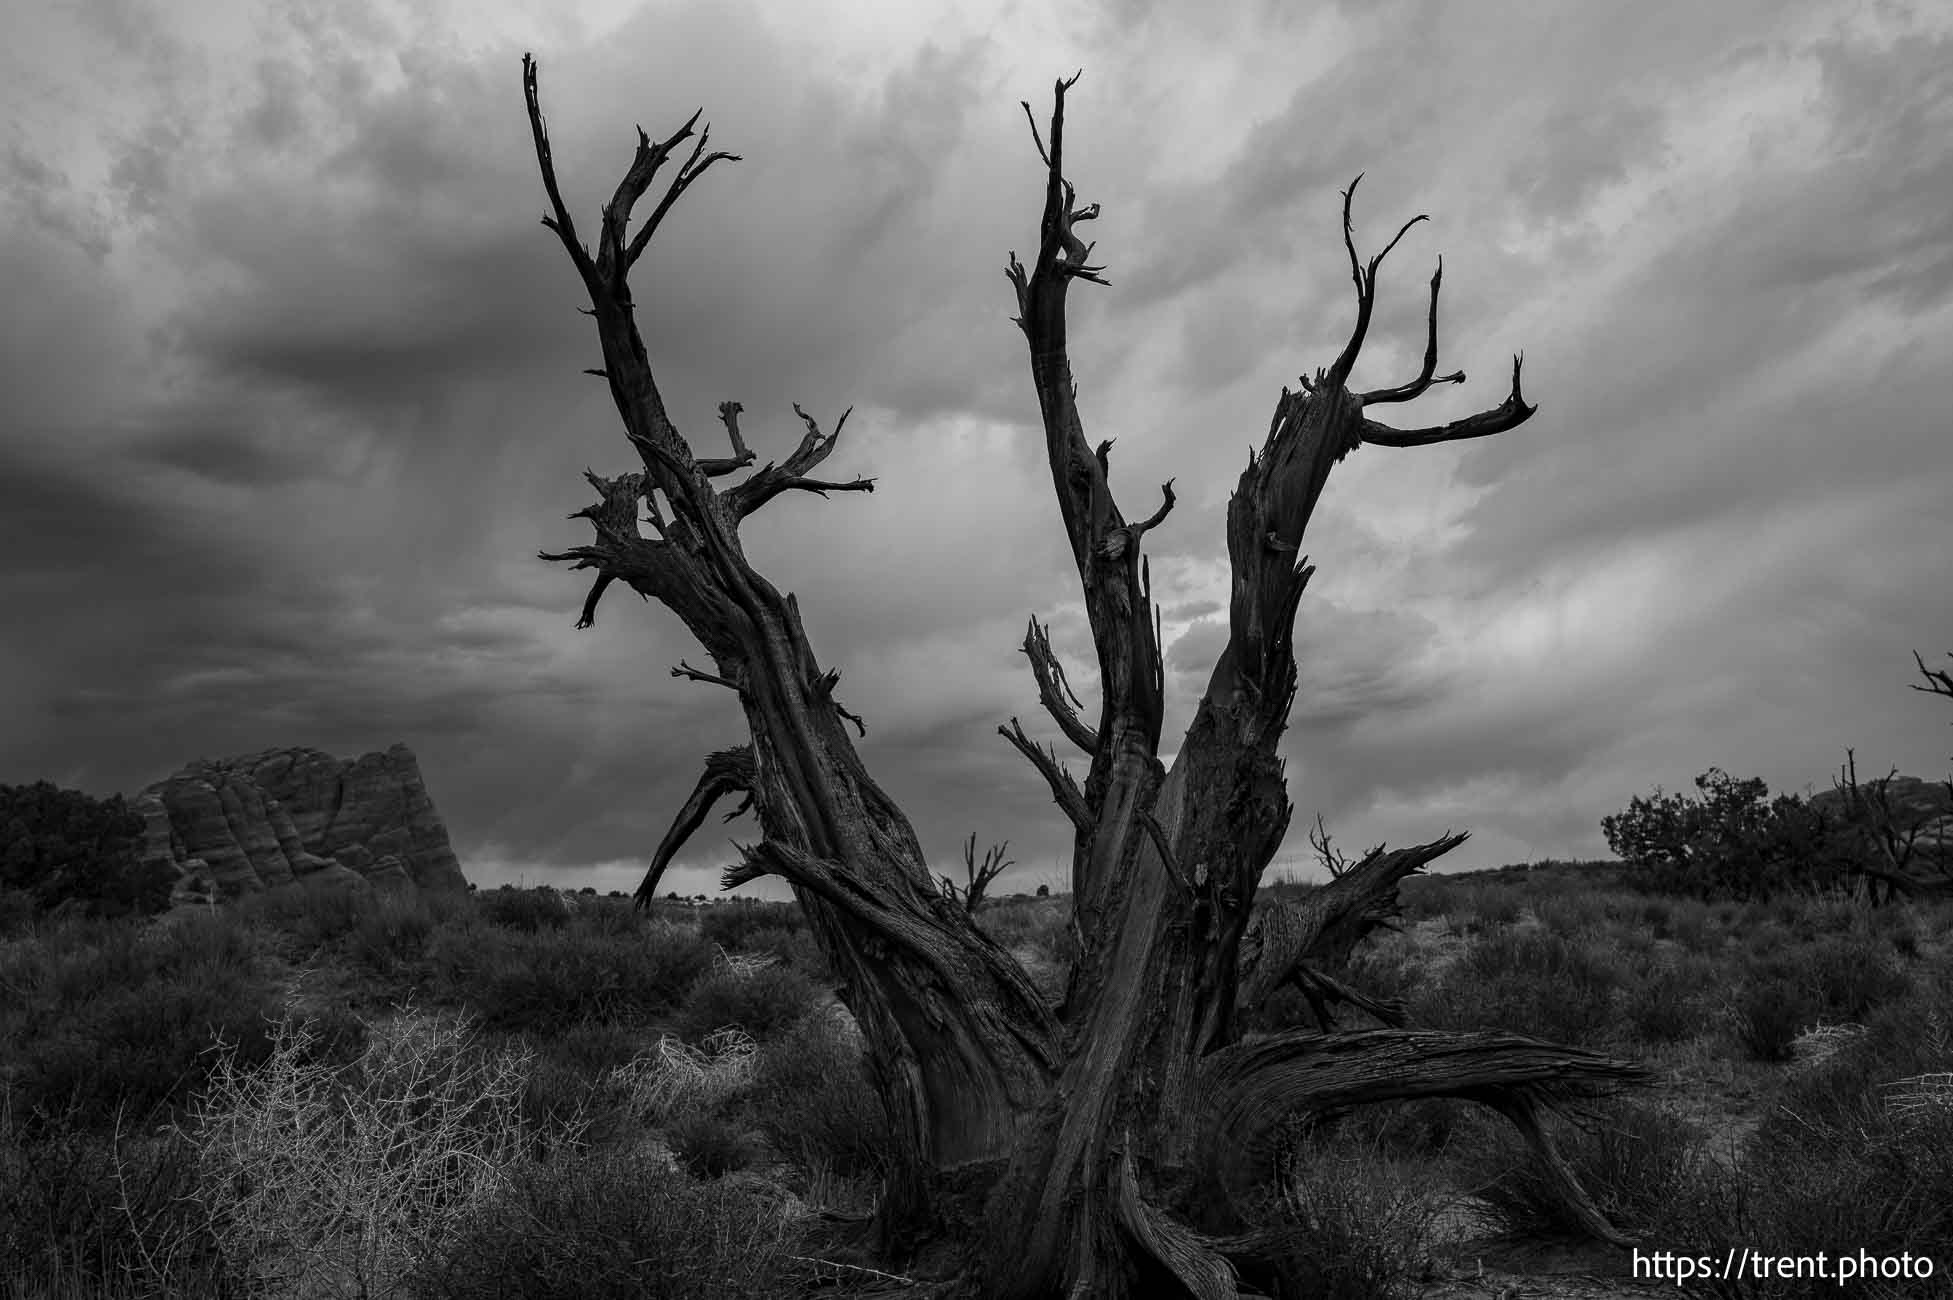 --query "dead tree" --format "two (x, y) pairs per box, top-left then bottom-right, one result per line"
(942, 833), (1014, 912)
(1305, 810), (1379, 881)
(524, 57), (1646, 1299)
(1822, 652), (1953, 902)
(1917, 650), (1953, 707)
